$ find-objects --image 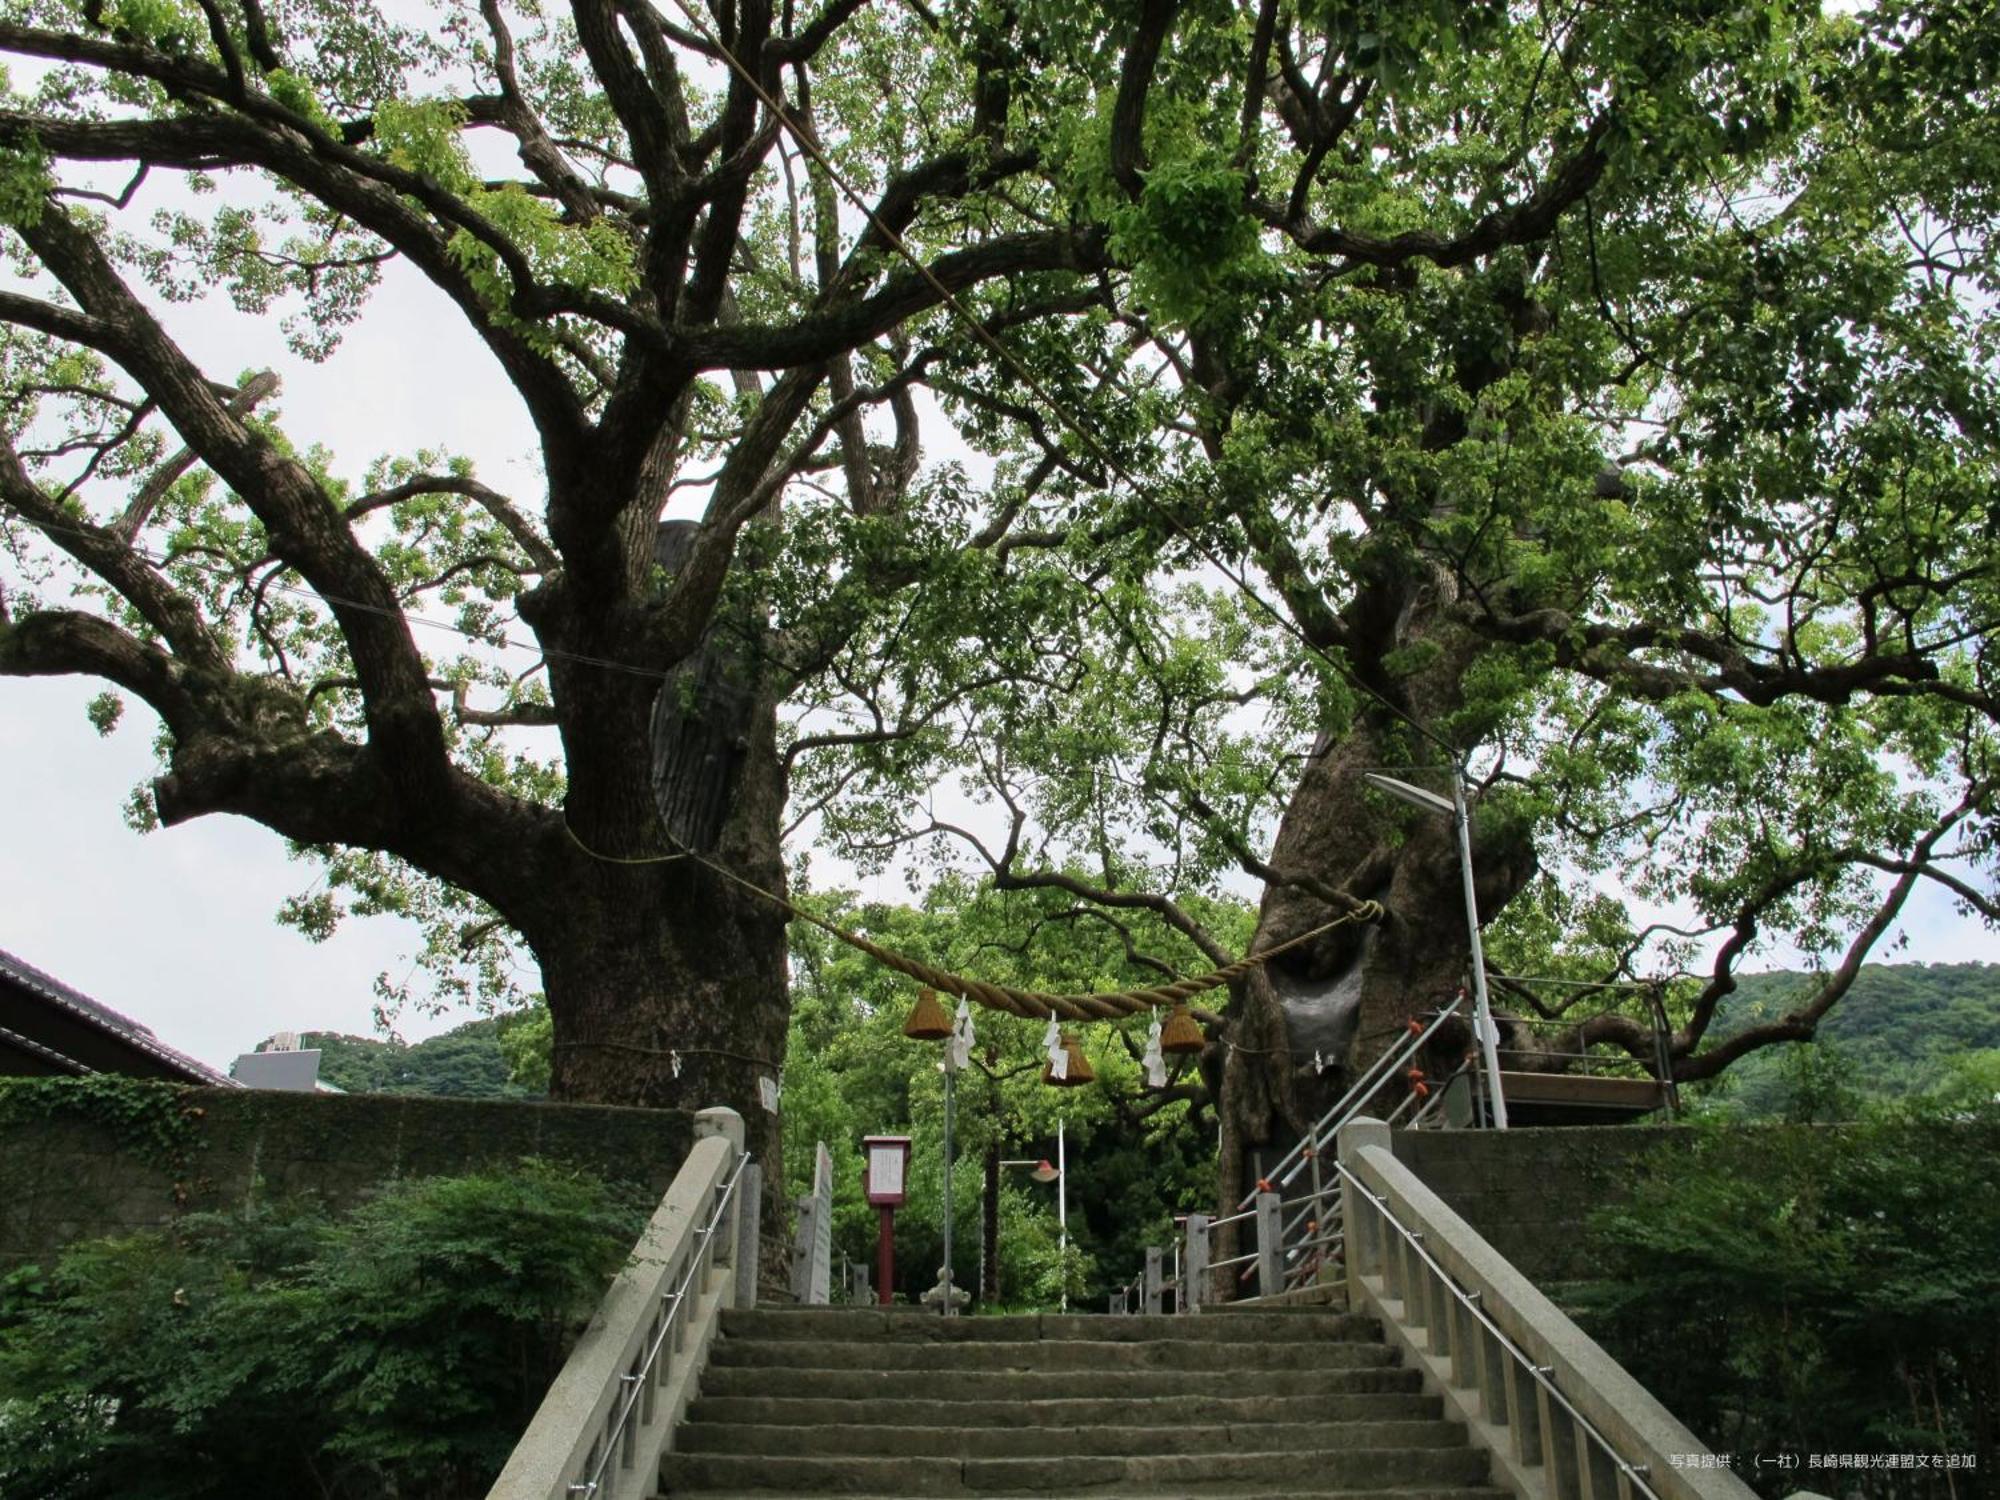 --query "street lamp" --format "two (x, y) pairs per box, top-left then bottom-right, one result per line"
(1362, 766), (1510, 1129)
(999, 1118), (1069, 1311)
(937, 1034), (962, 1314)
(902, 987), (974, 1313)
